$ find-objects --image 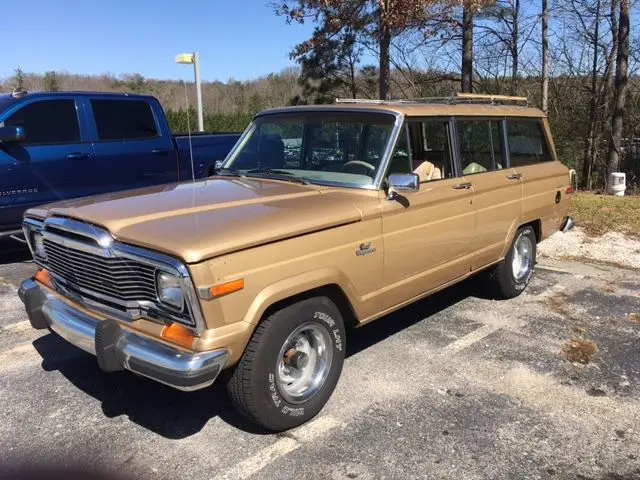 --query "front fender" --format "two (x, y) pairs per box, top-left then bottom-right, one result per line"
(242, 267), (361, 326)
